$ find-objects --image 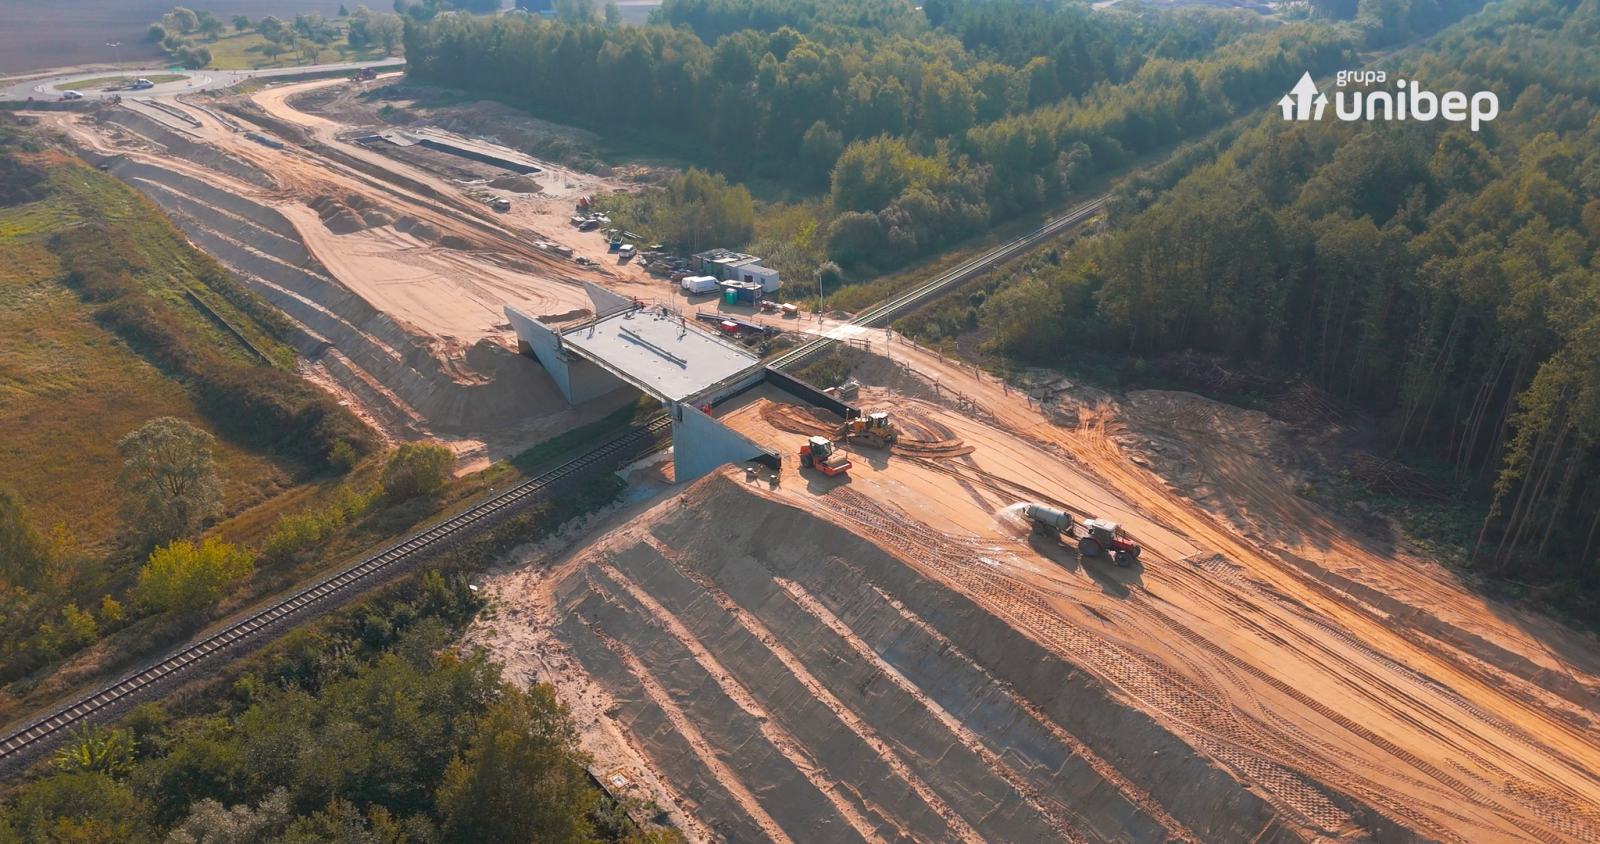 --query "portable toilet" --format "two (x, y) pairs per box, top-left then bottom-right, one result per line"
(724, 289), (738, 304)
